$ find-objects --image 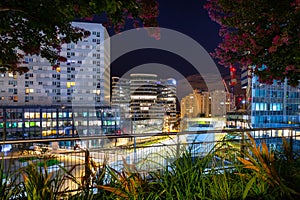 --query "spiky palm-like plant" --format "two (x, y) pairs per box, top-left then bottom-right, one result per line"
(237, 133), (300, 199)
(96, 157), (149, 200)
(21, 159), (69, 200)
